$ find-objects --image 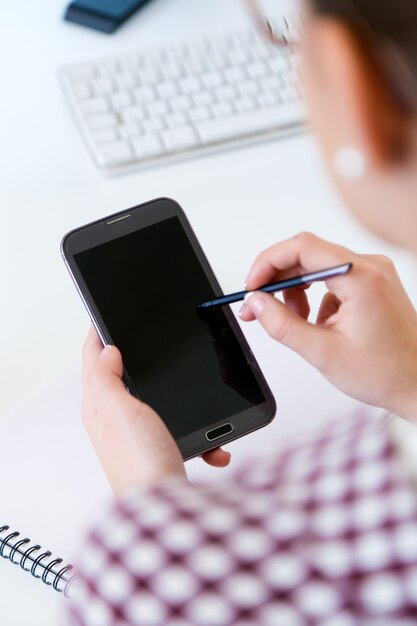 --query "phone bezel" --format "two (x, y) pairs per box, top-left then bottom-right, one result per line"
(61, 197), (276, 460)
